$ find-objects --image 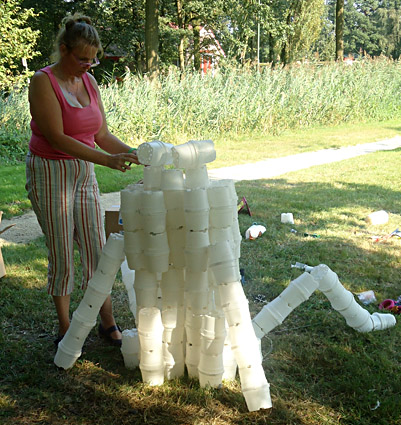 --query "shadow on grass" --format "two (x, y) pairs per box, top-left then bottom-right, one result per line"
(0, 241), (277, 425)
(1, 166), (401, 424)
